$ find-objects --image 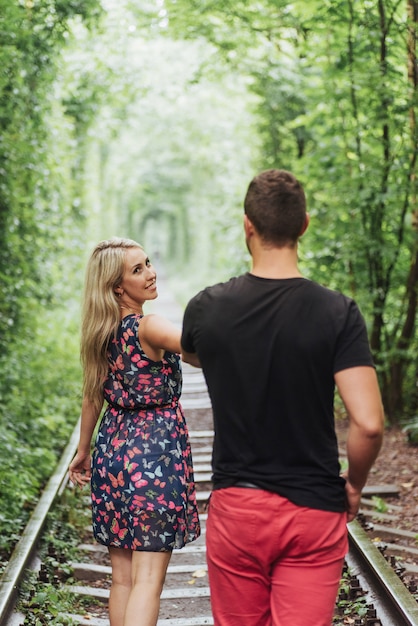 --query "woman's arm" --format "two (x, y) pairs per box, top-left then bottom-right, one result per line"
(138, 314), (181, 359)
(69, 395), (103, 488)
